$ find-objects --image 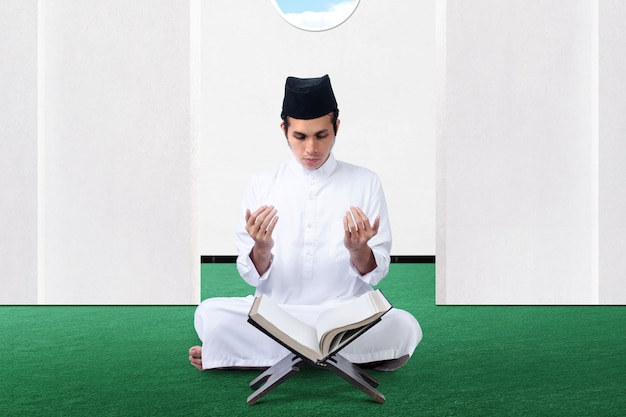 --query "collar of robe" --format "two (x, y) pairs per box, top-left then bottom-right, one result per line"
(288, 153), (337, 180)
